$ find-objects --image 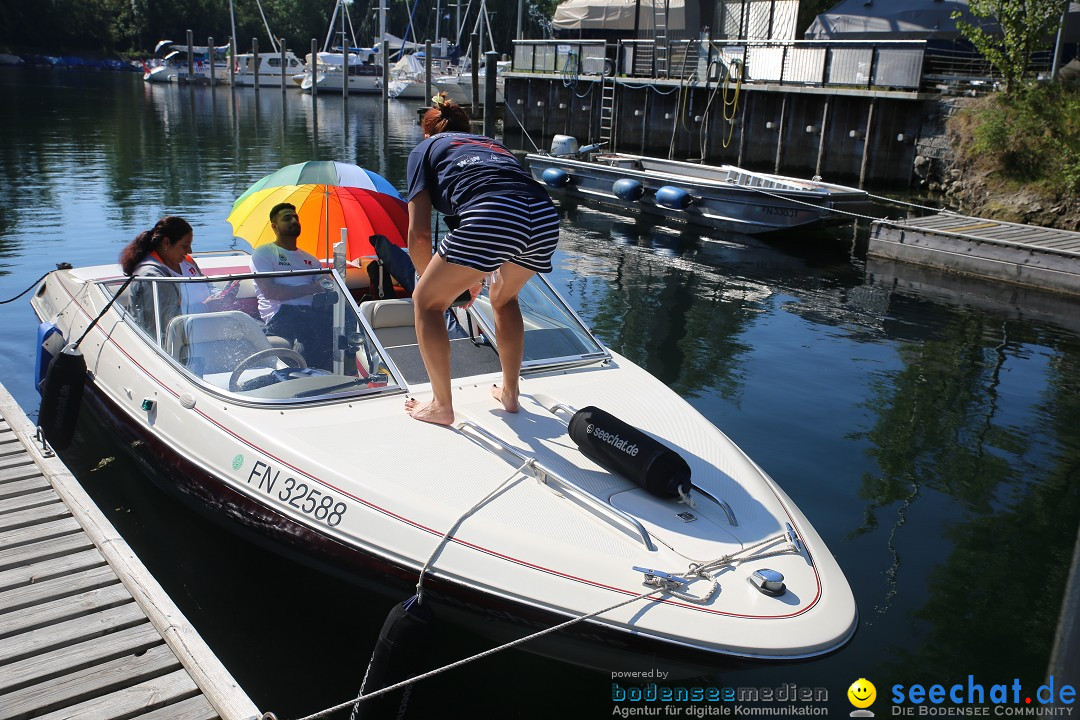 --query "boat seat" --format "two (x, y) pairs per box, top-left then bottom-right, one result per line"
(361, 299), (416, 347)
(165, 310), (273, 375)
